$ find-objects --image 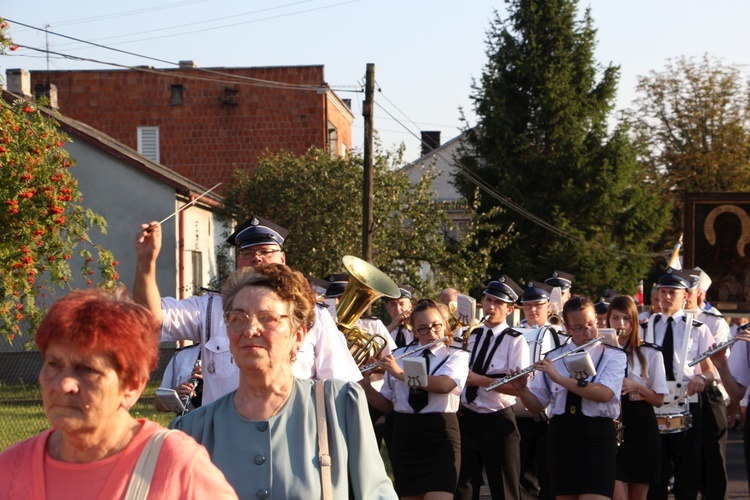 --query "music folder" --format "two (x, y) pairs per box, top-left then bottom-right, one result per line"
(403, 357), (429, 389)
